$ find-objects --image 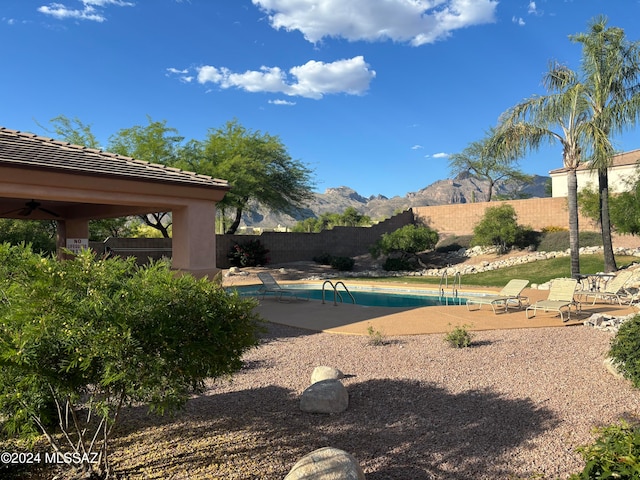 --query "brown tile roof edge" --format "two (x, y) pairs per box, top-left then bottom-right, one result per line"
(549, 148), (640, 174)
(0, 127), (230, 189)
